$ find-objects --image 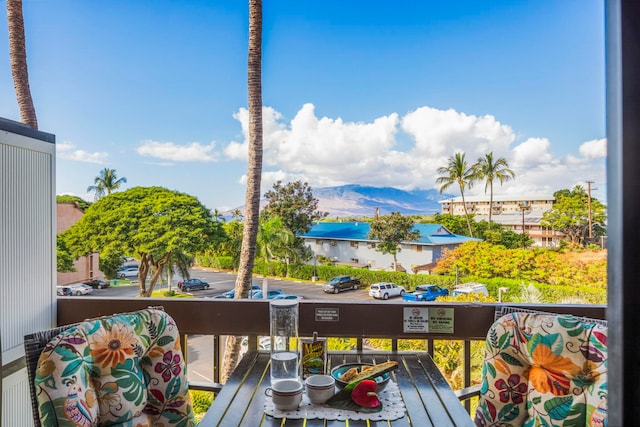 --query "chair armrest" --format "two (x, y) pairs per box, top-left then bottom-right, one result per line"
(454, 384), (481, 401)
(188, 381), (223, 394)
